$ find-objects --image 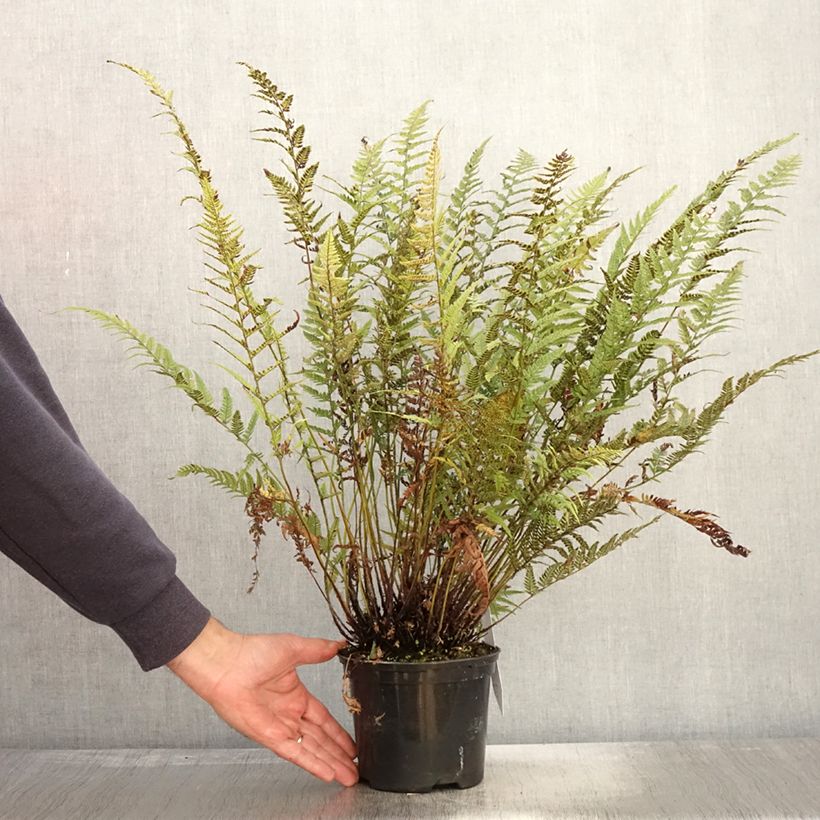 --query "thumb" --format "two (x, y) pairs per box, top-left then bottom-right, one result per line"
(288, 636), (347, 667)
